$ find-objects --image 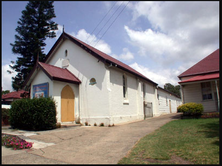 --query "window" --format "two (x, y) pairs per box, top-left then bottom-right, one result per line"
(123, 74), (127, 98)
(201, 82), (212, 100)
(143, 83), (146, 100)
(166, 96), (168, 106)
